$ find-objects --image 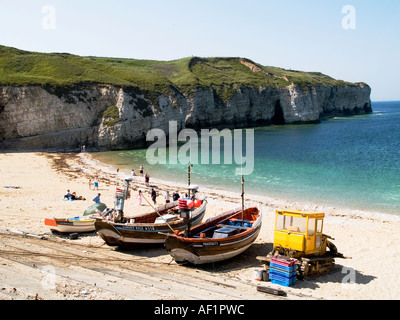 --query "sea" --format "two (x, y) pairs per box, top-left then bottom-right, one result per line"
(92, 101), (400, 216)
